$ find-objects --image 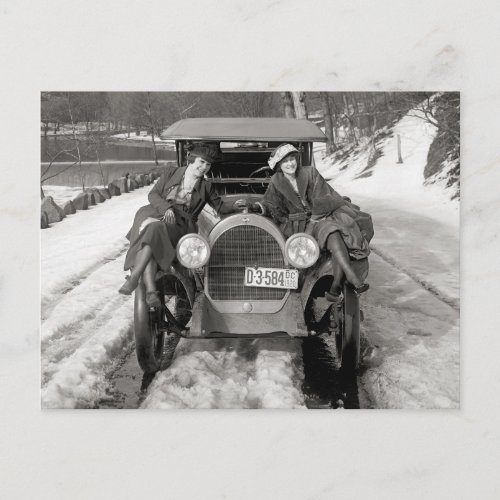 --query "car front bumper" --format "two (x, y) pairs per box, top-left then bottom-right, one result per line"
(187, 291), (310, 338)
